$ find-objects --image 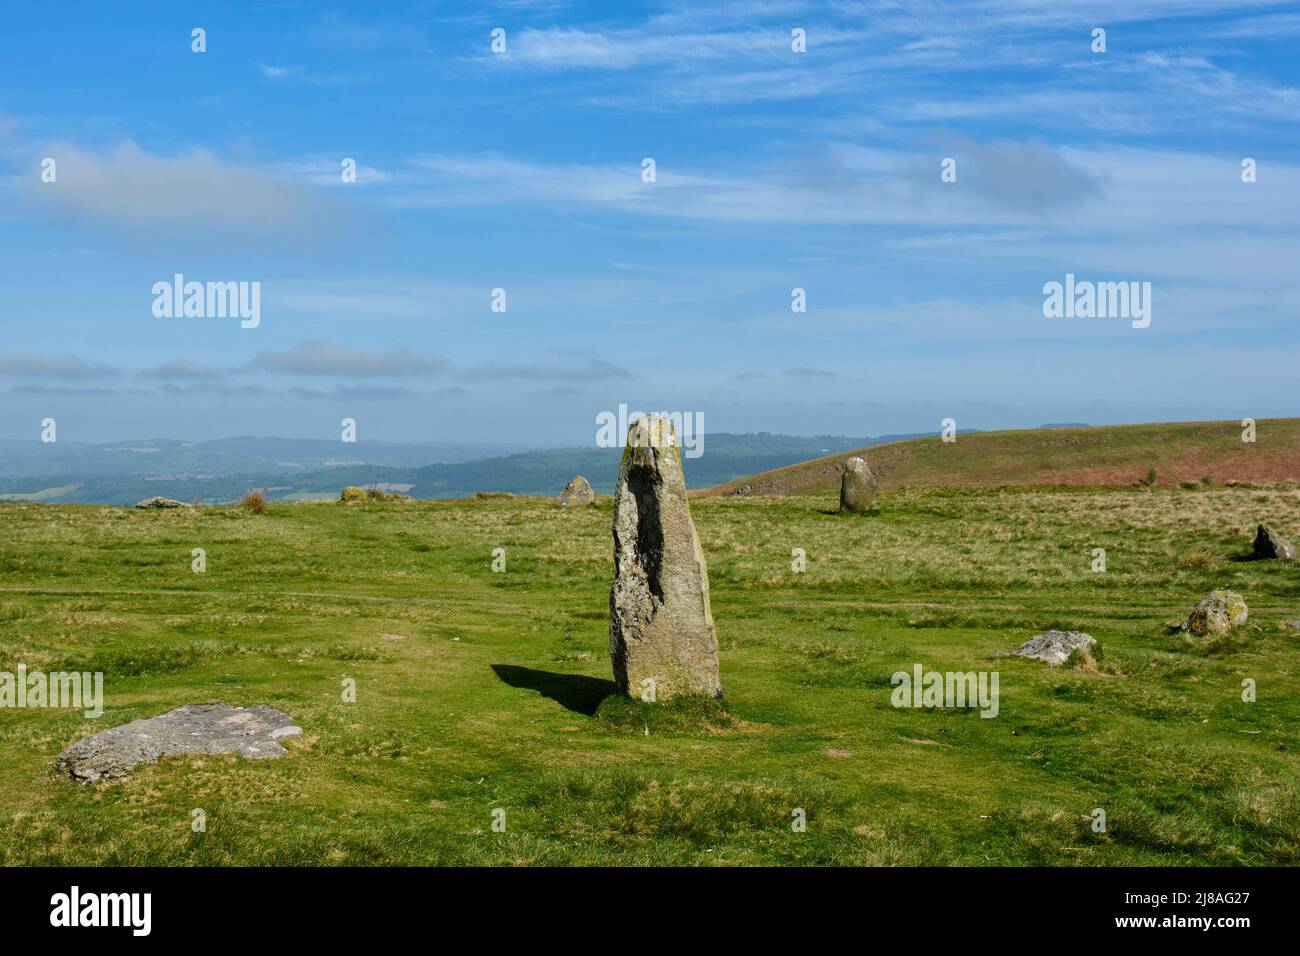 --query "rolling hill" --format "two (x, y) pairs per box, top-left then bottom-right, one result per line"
(703, 418), (1300, 496)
